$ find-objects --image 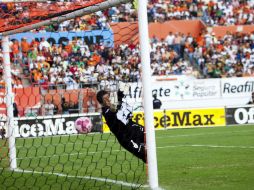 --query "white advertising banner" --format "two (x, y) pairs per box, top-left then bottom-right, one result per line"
(221, 77), (254, 97)
(188, 79), (221, 99)
(0, 113), (102, 138)
(123, 77), (254, 110)
(125, 78), (220, 102)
